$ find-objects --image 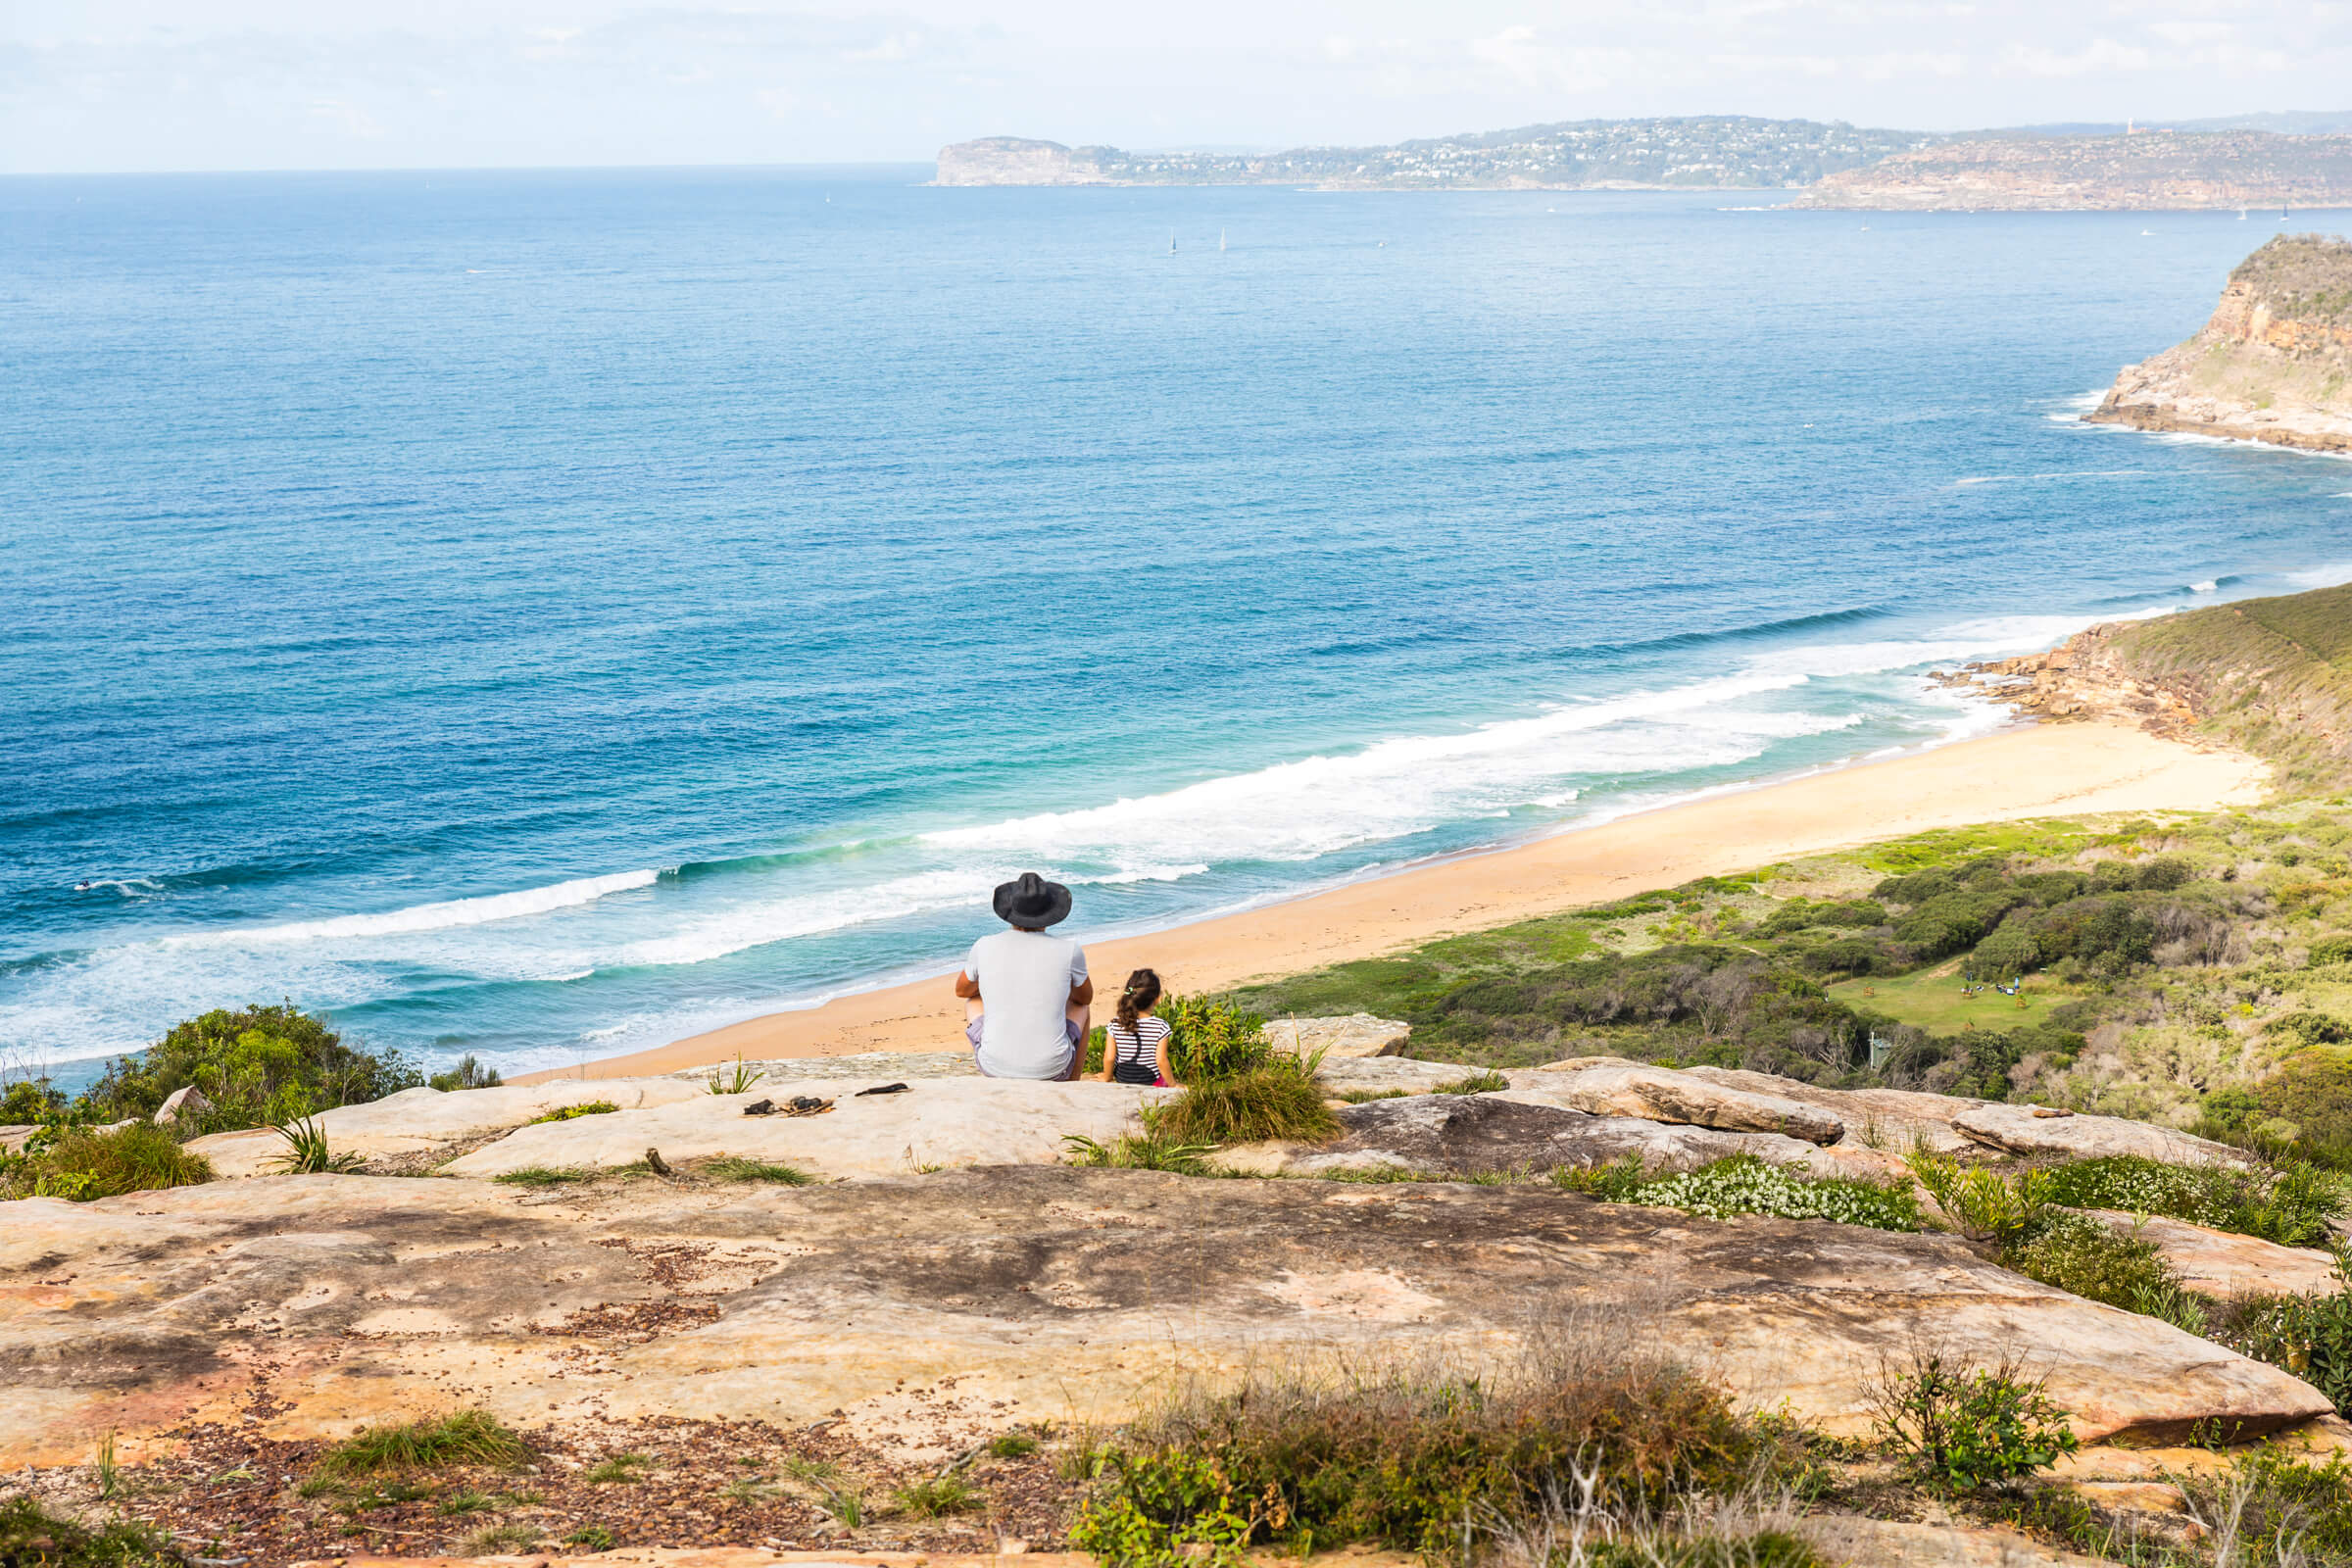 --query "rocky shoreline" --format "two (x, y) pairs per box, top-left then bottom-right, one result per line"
(1931, 623), (2206, 741)
(2082, 233), (2352, 458)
